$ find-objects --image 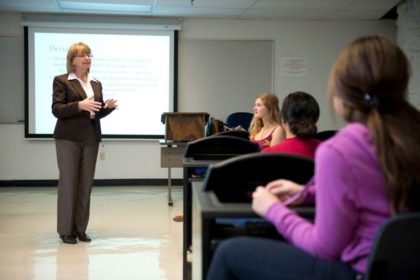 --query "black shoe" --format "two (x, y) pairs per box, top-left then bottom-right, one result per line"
(76, 232), (91, 242)
(60, 235), (77, 244)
